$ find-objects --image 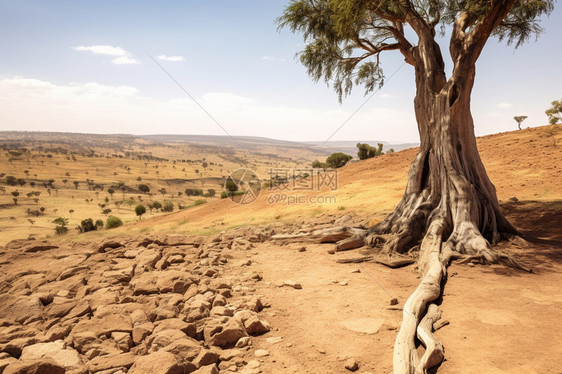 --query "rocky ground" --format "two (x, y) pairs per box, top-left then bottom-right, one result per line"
(1, 210), (561, 374)
(0, 222), (300, 374)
